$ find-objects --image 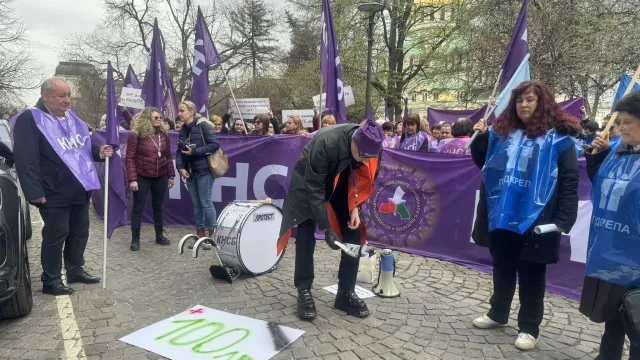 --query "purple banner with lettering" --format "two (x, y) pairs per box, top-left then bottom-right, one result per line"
(92, 132), (310, 227)
(92, 133), (591, 299)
